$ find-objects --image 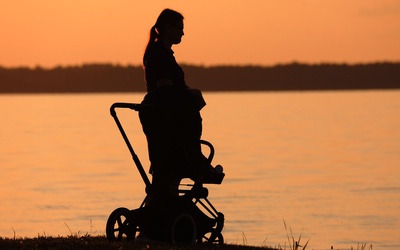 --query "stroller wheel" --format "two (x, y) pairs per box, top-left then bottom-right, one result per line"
(106, 207), (137, 241)
(199, 230), (224, 245)
(169, 213), (197, 244)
